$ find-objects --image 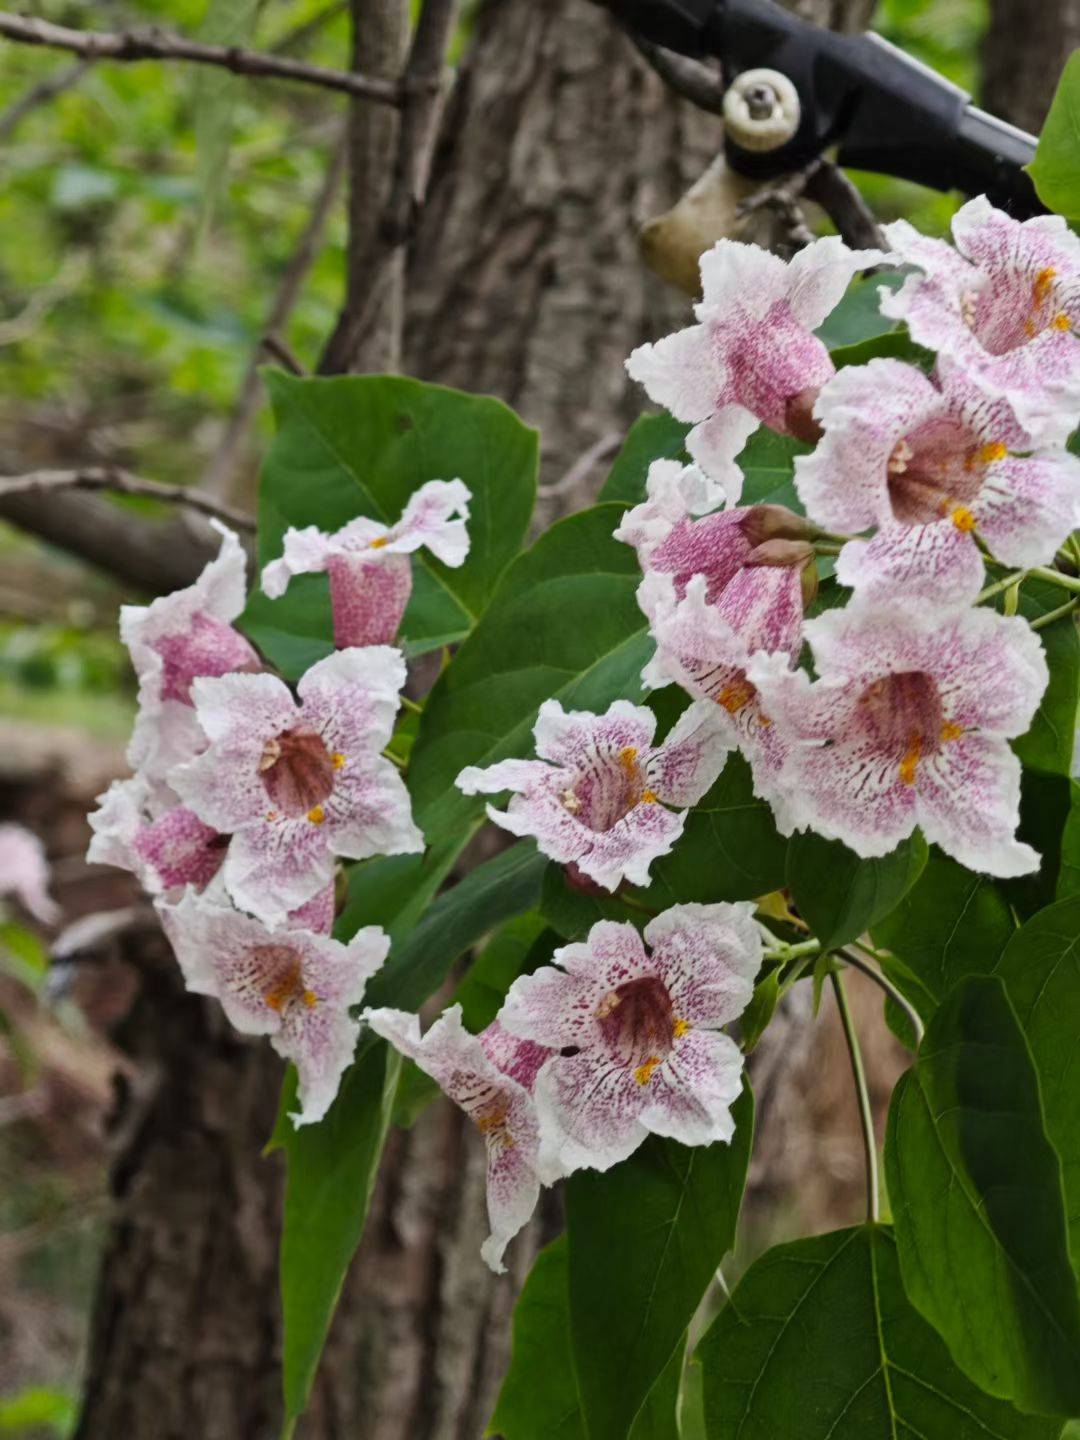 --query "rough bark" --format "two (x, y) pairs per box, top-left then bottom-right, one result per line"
(982, 0), (1080, 134)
